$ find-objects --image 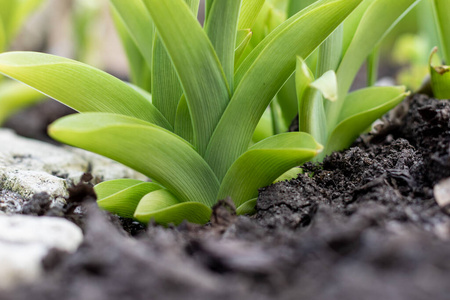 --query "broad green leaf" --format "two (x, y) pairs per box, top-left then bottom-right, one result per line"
(287, 0), (317, 17)
(0, 80), (45, 124)
(205, 0), (241, 91)
(310, 70), (338, 102)
(274, 167), (303, 183)
(49, 113), (220, 207)
(276, 76), (298, 128)
(296, 60), (332, 146)
(95, 180), (163, 218)
(95, 179), (146, 199)
(236, 198), (257, 215)
(316, 24), (343, 77)
(252, 110), (274, 143)
(432, 0), (450, 63)
(296, 56), (315, 102)
(327, 0), (421, 129)
(143, 0), (230, 155)
(152, 38), (183, 126)
(327, 86), (408, 154)
(109, 0), (154, 71)
(366, 45), (380, 86)
(174, 95), (194, 144)
(238, 0), (265, 29)
(342, 0), (372, 56)
(205, 0), (214, 21)
(235, 29), (253, 67)
(218, 132), (322, 207)
(111, 6), (152, 92)
(151, 0), (199, 126)
(205, 0), (363, 180)
(0, 52), (171, 129)
(134, 189), (212, 225)
(430, 48), (450, 99)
